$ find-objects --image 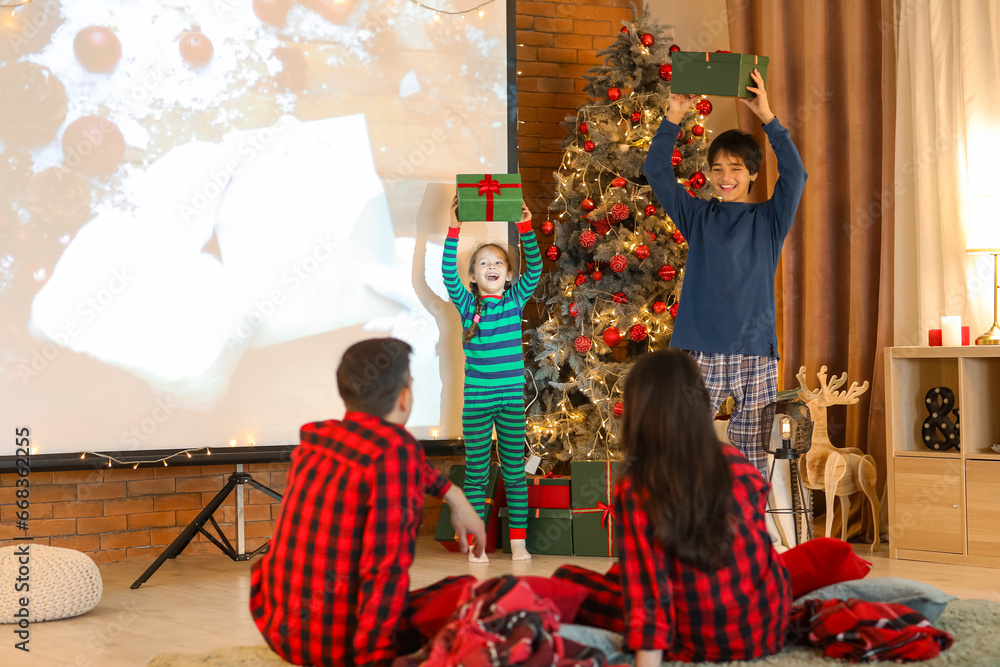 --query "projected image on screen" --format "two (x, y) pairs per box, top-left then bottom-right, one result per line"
(0, 0), (510, 454)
